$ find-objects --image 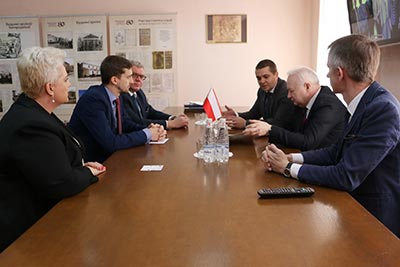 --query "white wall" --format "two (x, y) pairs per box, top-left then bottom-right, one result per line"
(1, 0), (319, 109)
(317, 0), (350, 87)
